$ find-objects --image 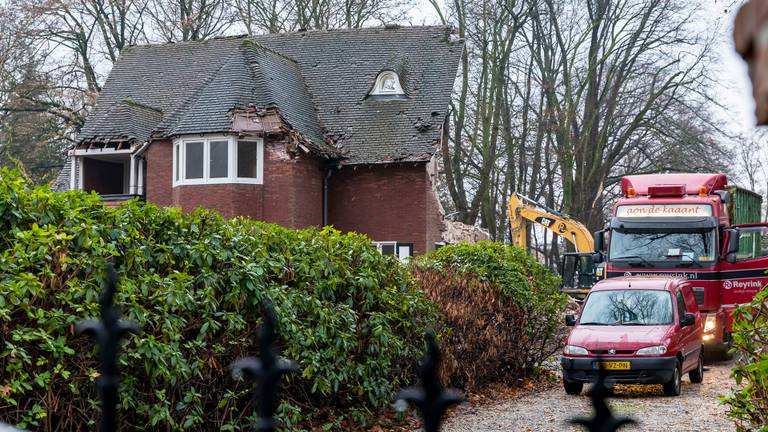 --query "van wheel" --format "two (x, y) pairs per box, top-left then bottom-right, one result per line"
(663, 361), (682, 396)
(689, 352), (704, 384)
(563, 380), (583, 395)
